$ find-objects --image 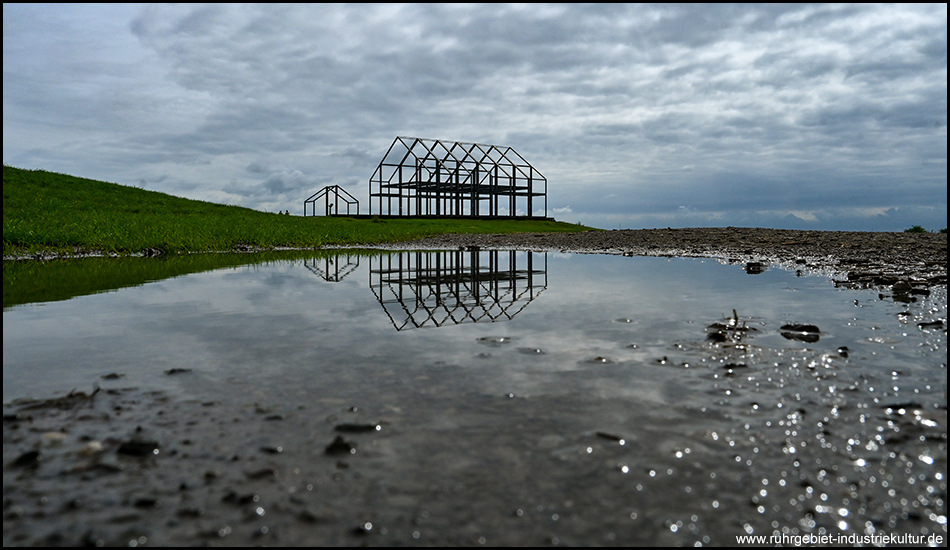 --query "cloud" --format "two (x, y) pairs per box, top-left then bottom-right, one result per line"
(3, 3), (946, 231)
